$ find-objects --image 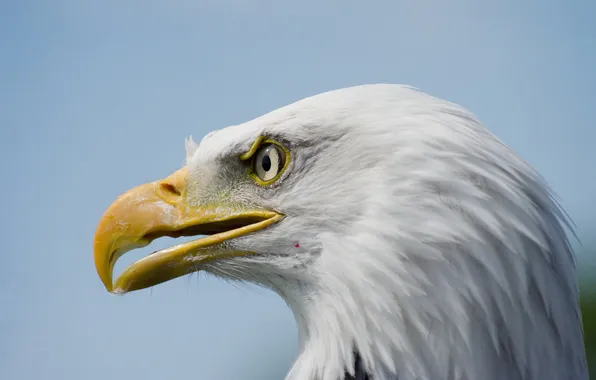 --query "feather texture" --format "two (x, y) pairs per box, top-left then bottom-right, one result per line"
(185, 84), (587, 380)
